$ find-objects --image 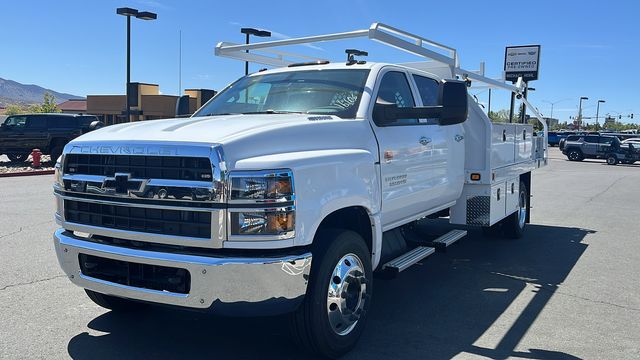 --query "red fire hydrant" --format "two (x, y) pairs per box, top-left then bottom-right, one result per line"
(31, 149), (42, 169)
